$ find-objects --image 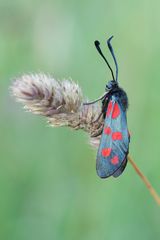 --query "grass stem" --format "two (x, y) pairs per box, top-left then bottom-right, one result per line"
(128, 155), (160, 206)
